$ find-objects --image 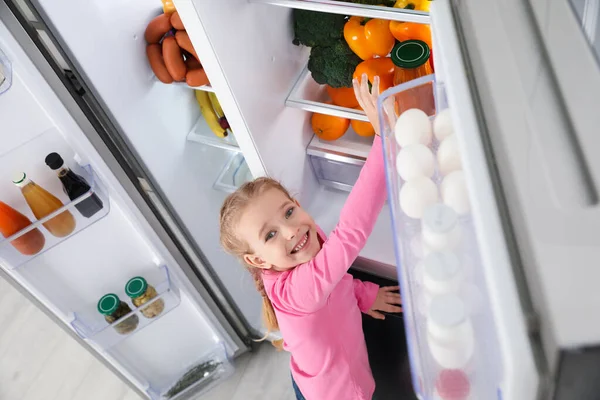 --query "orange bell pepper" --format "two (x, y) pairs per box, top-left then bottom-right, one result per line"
(389, 21), (432, 49)
(344, 16), (396, 60)
(353, 57), (395, 93)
